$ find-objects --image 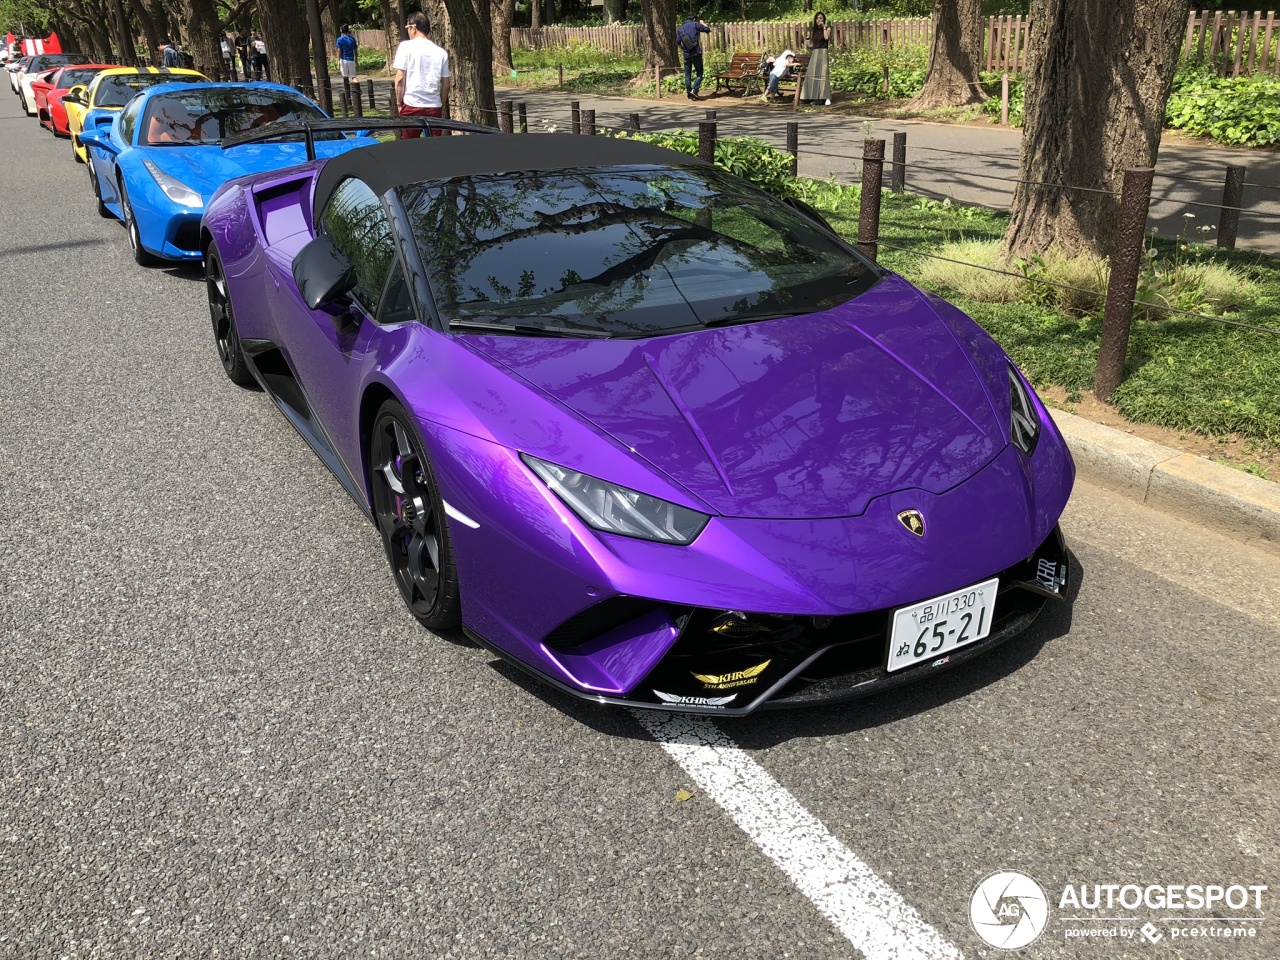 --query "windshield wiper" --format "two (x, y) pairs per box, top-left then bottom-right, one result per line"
(448, 319), (614, 339)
